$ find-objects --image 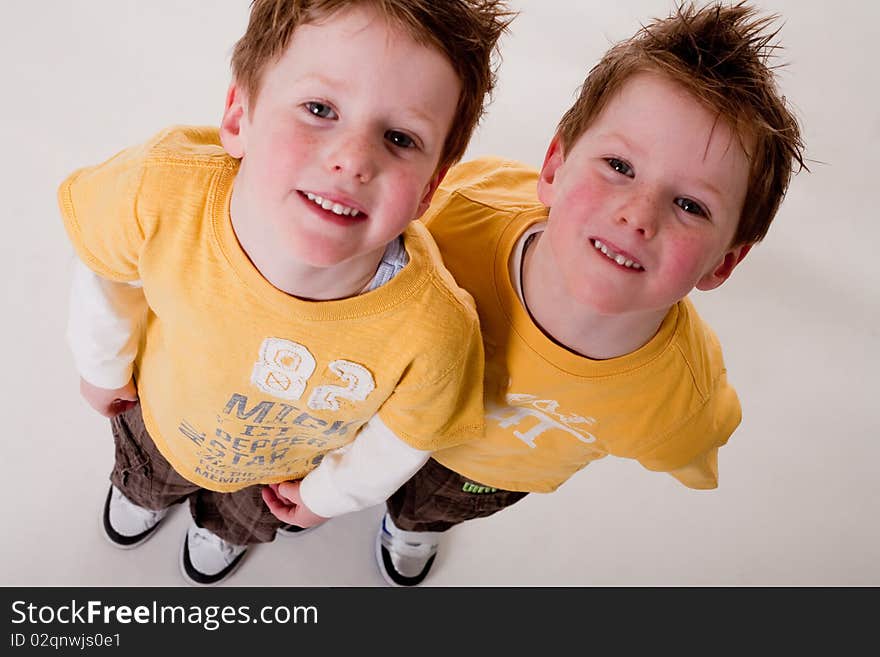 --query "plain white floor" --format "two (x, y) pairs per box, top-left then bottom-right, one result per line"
(2, 0), (877, 587)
